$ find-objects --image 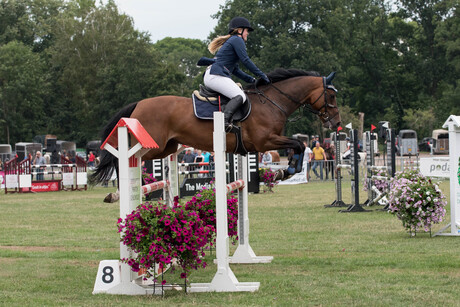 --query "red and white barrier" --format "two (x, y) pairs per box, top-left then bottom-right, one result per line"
(141, 180), (169, 195)
(4, 158), (86, 193)
(226, 179), (244, 194)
